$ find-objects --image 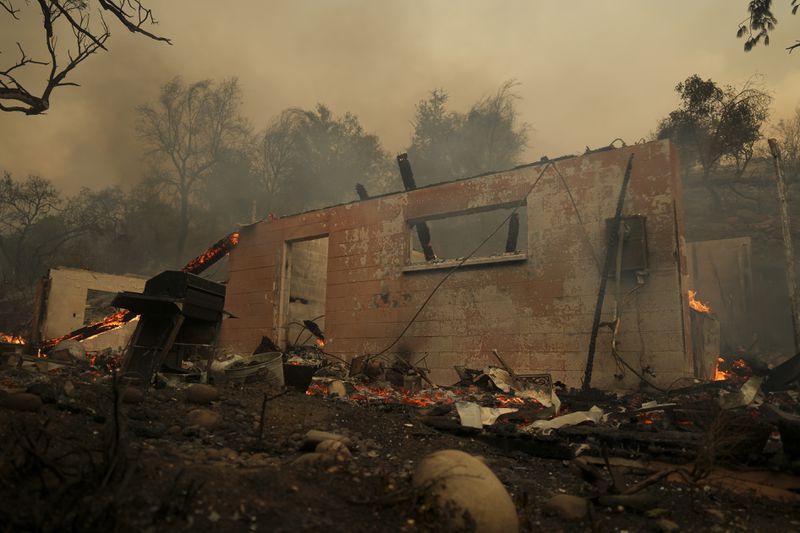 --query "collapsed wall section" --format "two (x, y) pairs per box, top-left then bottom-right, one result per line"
(219, 140), (691, 389)
(33, 267), (146, 345)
